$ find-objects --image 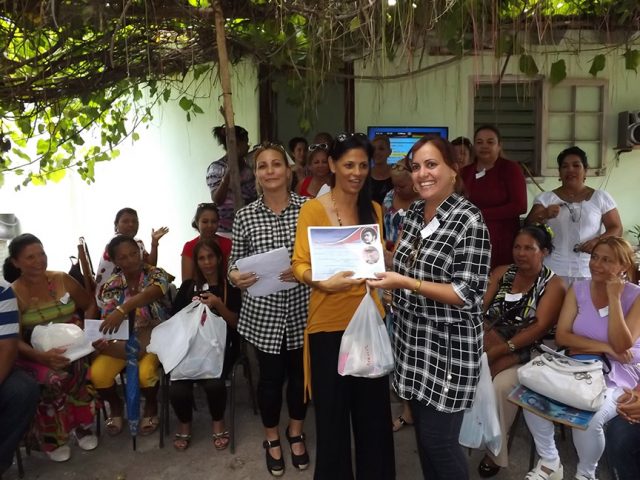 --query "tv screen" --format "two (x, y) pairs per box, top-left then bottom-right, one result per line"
(367, 126), (449, 164)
